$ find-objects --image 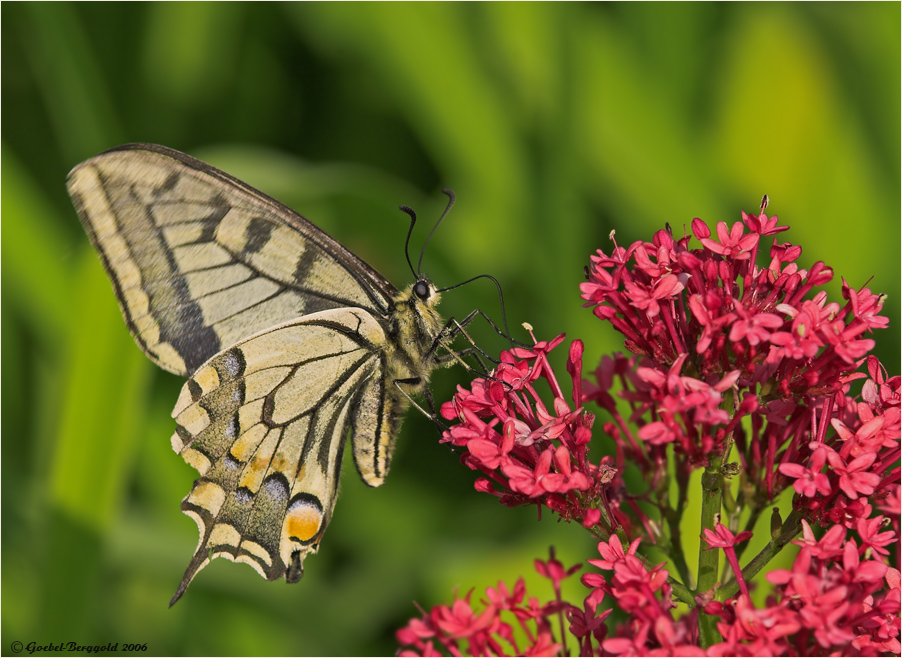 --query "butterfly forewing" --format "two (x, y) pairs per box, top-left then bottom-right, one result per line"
(67, 144), (449, 604)
(67, 143), (397, 376)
